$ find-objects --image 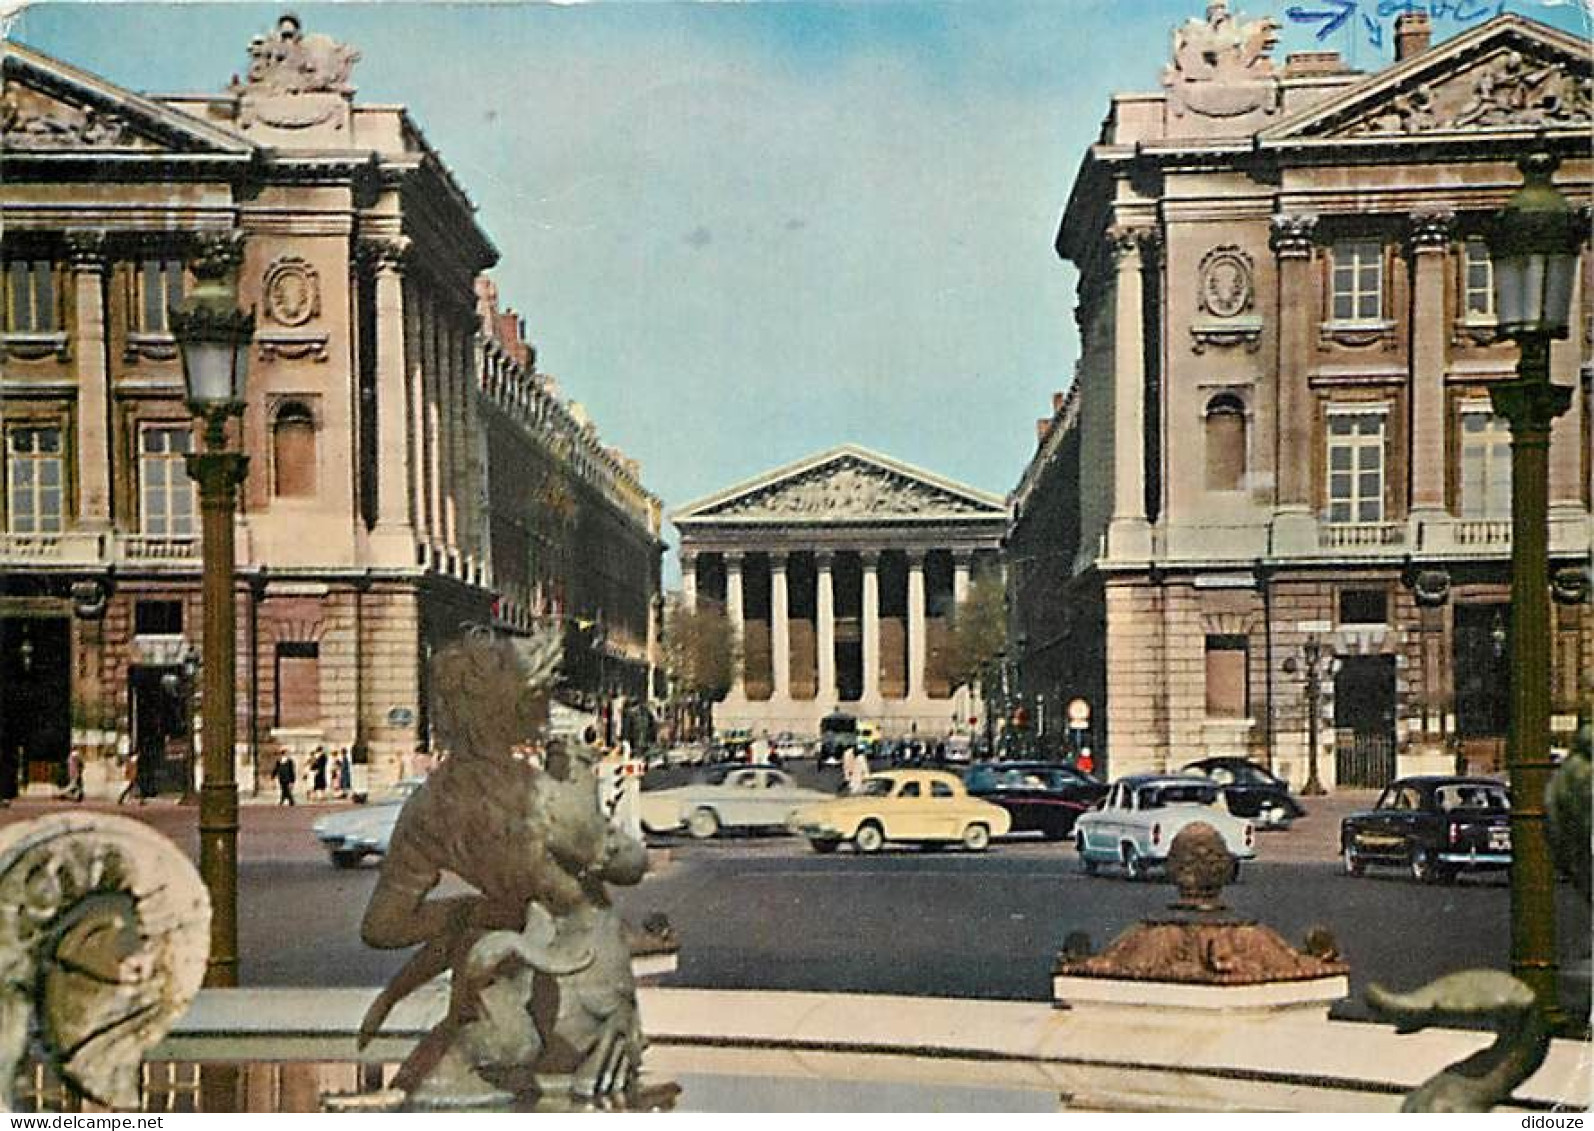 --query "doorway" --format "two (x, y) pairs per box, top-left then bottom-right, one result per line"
(131, 665), (193, 796)
(1334, 654), (1396, 788)
(0, 617), (71, 797)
